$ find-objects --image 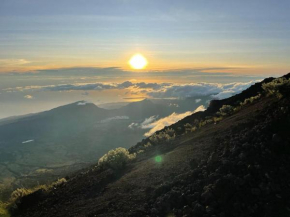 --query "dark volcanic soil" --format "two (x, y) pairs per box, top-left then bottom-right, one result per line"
(11, 83), (290, 217)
